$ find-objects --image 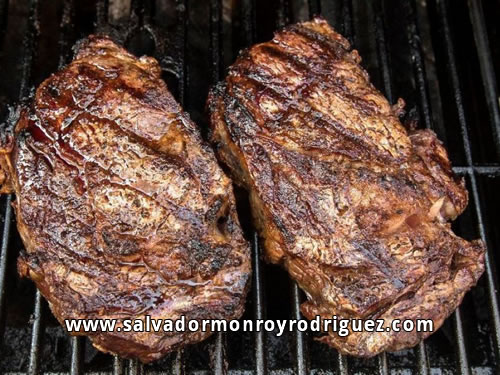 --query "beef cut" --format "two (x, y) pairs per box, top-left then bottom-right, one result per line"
(0, 35), (250, 362)
(208, 18), (485, 356)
